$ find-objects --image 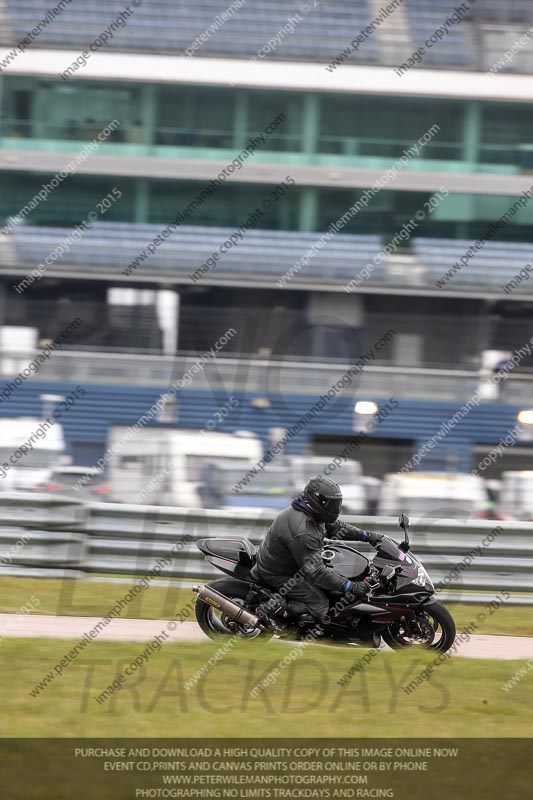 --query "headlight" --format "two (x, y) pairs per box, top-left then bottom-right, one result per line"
(414, 565), (433, 590)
